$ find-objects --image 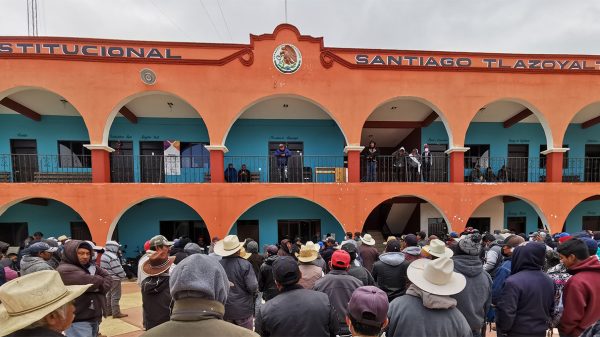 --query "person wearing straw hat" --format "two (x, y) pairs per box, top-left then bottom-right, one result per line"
(296, 243), (324, 290)
(422, 239), (454, 259)
(358, 233), (379, 273)
(56, 240), (112, 337)
(215, 235), (258, 330)
(141, 249), (175, 330)
(141, 254), (258, 337)
(387, 257), (471, 337)
(255, 256), (338, 337)
(0, 270), (92, 337)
